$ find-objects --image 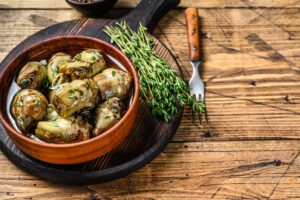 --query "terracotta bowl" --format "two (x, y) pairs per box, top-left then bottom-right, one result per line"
(0, 36), (139, 164)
